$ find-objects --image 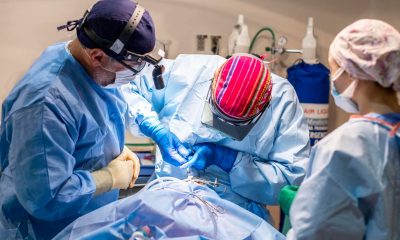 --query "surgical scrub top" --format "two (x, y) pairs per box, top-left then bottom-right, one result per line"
(288, 113), (400, 240)
(0, 42), (127, 239)
(122, 54), (310, 221)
